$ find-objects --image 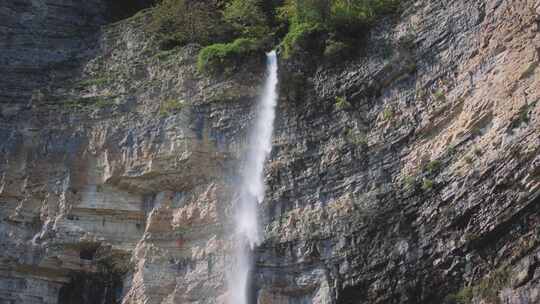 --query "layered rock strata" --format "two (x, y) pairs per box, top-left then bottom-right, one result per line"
(0, 0), (539, 304)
